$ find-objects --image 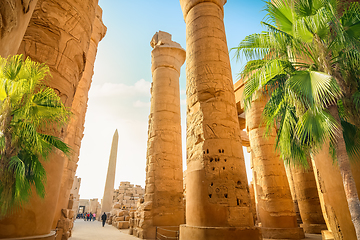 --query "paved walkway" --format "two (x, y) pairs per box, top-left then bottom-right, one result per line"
(70, 220), (138, 240)
(70, 219), (322, 240)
